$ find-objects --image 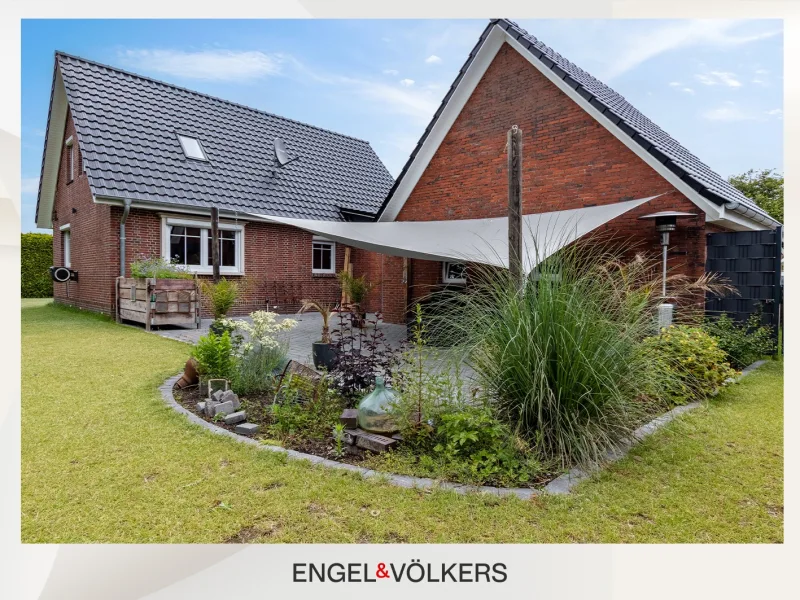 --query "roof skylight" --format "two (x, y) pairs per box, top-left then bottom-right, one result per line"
(178, 135), (207, 161)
